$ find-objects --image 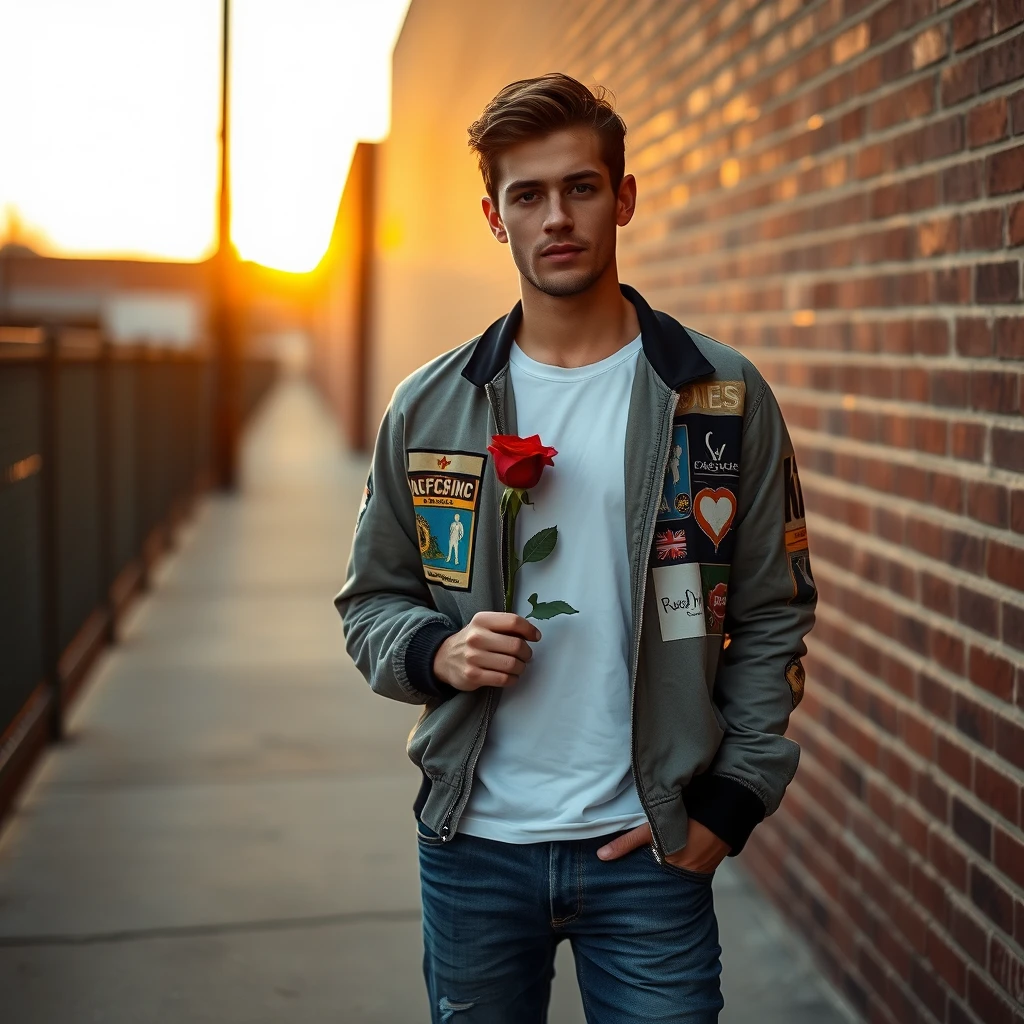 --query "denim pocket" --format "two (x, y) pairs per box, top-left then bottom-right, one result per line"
(415, 818), (445, 846)
(647, 845), (715, 882)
